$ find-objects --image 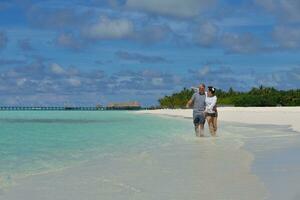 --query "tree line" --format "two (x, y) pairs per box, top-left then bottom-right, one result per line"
(158, 86), (300, 108)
